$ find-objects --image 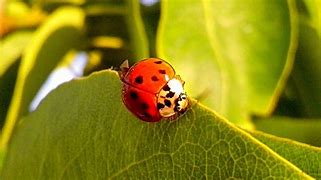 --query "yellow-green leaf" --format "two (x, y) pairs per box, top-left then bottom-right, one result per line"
(1, 71), (311, 179)
(0, 31), (33, 77)
(157, 0), (298, 128)
(0, 31), (33, 124)
(0, 7), (85, 150)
